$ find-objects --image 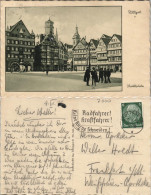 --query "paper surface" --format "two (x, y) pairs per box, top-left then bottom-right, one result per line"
(0, 1), (150, 195)
(1, 97), (150, 194)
